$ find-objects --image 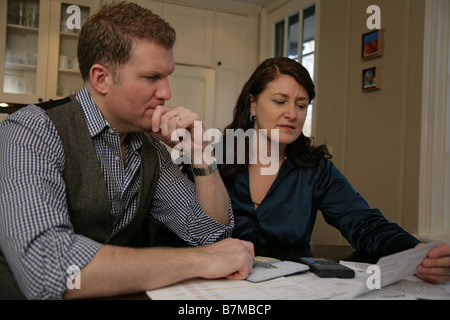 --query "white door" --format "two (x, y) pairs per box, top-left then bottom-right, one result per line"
(168, 64), (215, 130)
(213, 12), (251, 132)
